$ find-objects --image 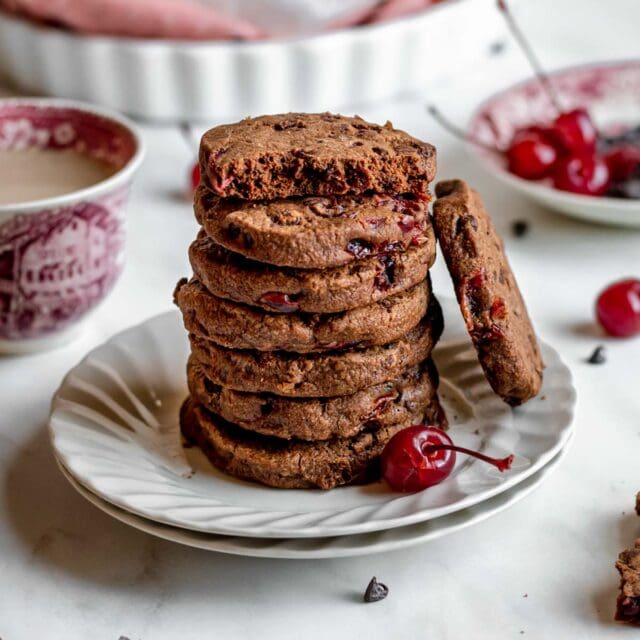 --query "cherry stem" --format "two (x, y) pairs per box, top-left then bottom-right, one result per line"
(423, 443), (515, 472)
(496, 0), (562, 114)
(427, 105), (504, 153)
